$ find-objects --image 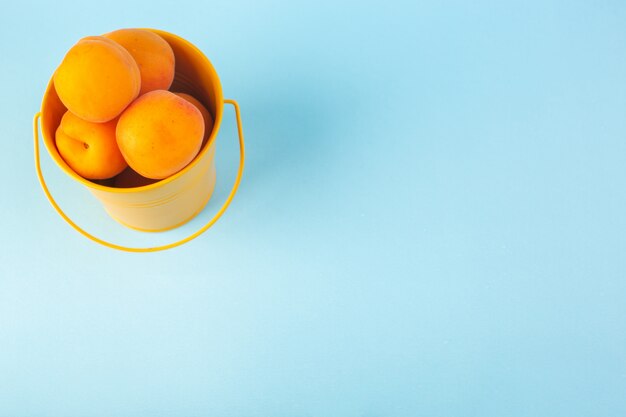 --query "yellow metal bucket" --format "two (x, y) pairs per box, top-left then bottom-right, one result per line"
(33, 29), (245, 252)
